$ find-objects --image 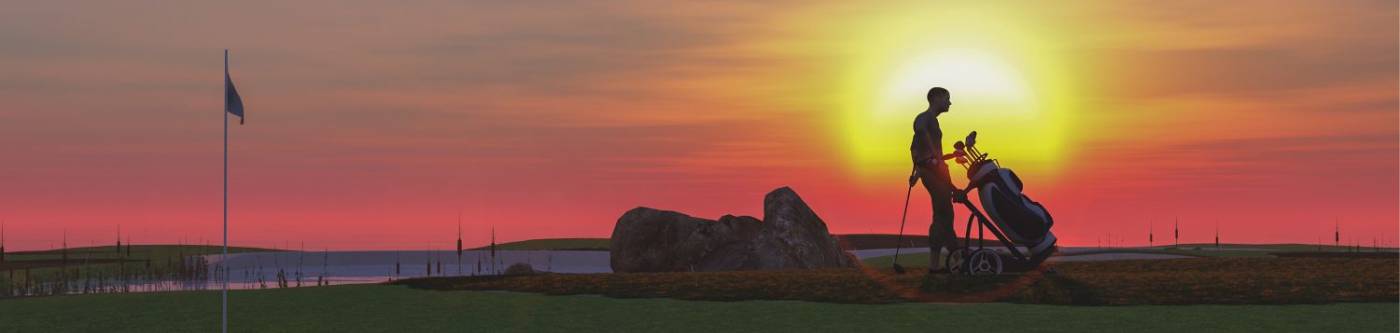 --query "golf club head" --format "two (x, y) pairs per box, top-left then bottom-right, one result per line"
(953, 141), (965, 151)
(966, 131), (978, 147)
